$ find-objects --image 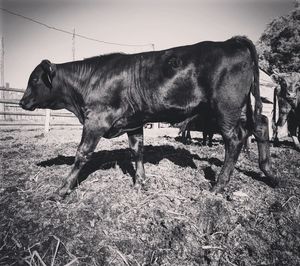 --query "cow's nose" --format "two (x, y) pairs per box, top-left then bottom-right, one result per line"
(19, 99), (25, 108)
